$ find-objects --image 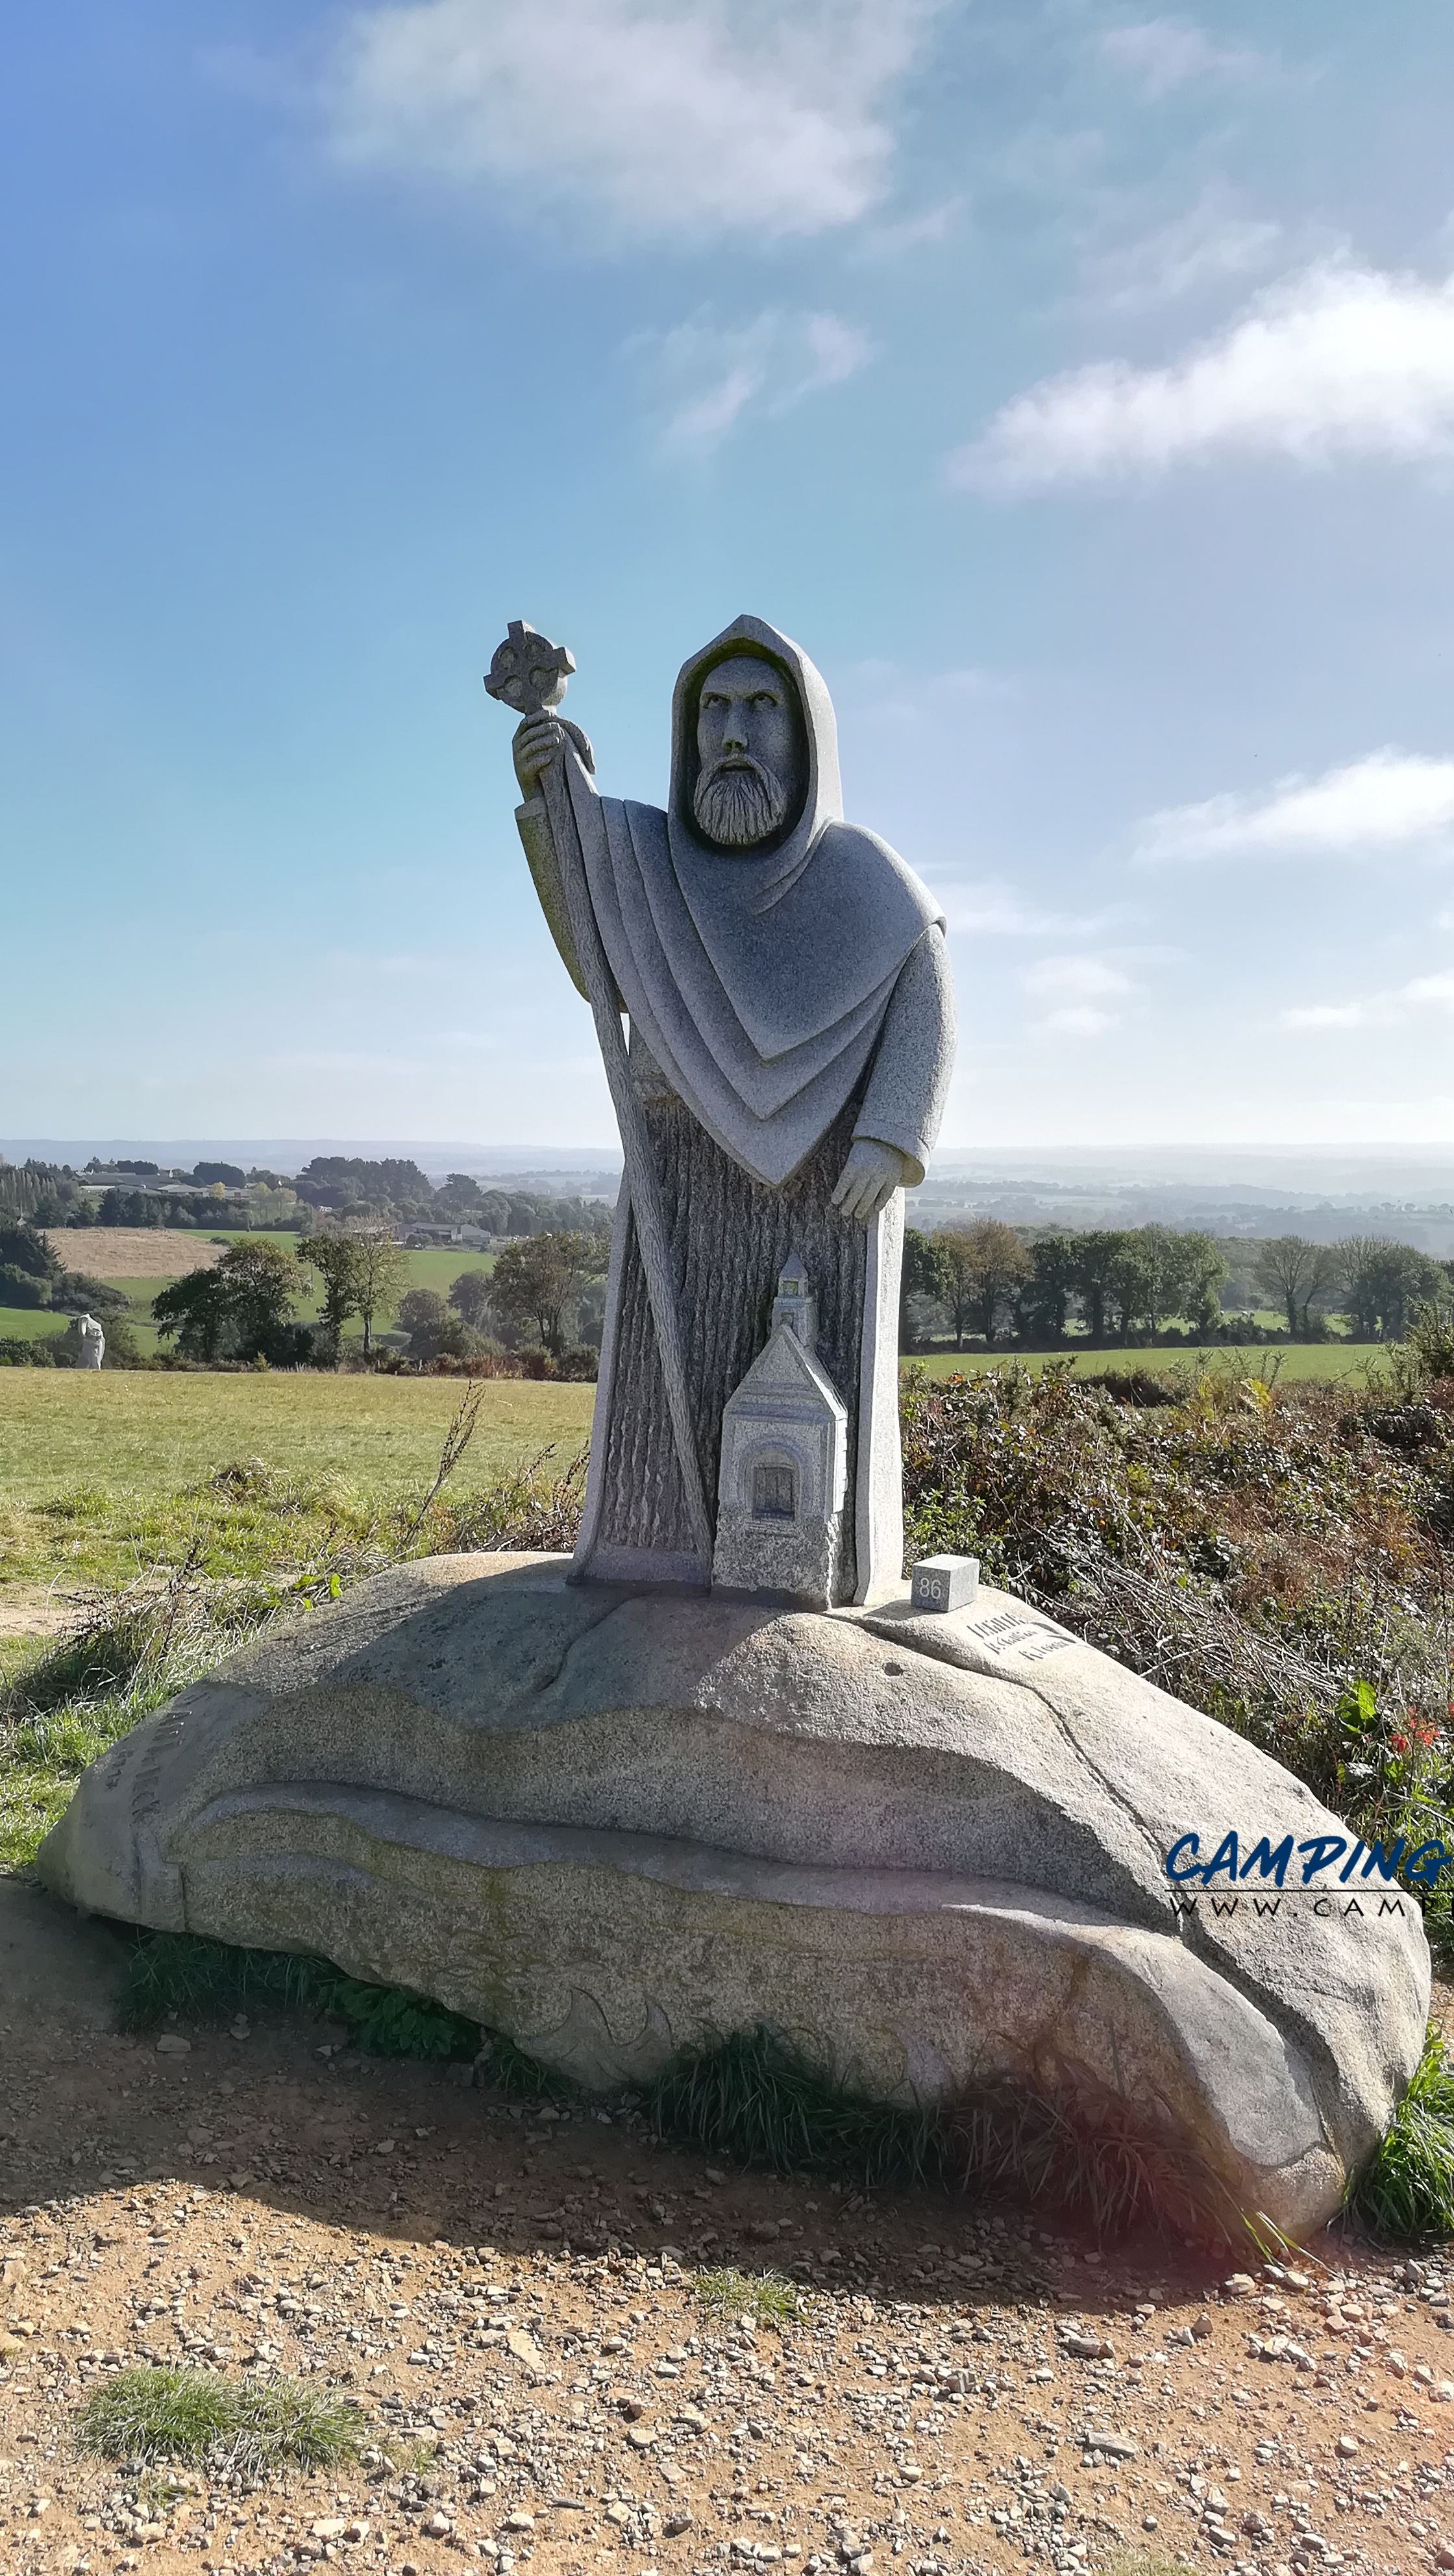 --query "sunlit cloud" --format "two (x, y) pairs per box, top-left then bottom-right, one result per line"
(1137, 749), (1454, 864)
(1098, 18), (1269, 101)
(1022, 952), (1135, 1039)
(325, 0), (933, 243)
(1086, 197), (1283, 313)
(1282, 971), (1454, 1031)
(954, 262), (1454, 489)
(647, 308), (874, 451)
(931, 878), (1111, 938)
